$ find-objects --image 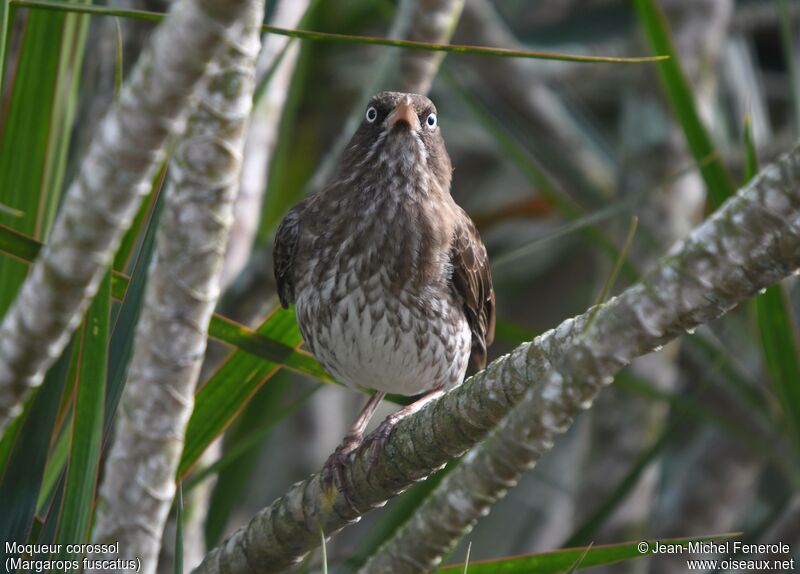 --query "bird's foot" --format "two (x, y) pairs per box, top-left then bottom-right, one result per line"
(363, 389), (446, 480)
(320, 432), (364, 513)
(362, 411), (405, 481)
